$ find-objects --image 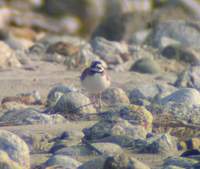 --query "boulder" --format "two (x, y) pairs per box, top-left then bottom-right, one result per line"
(130, 58), (161, 74)
(54, 92), (96, 115)
(0, 108), (66, 125)
(101, 87), (130, 105)
(0, 130), (30, 169)
(103, 153), (150, 169)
